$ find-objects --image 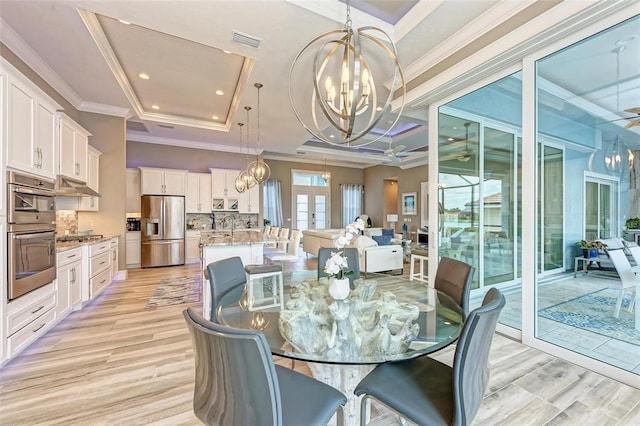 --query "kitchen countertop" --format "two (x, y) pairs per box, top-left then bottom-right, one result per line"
(200, 230), (266, 246)
(56, 235), (117, 252)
